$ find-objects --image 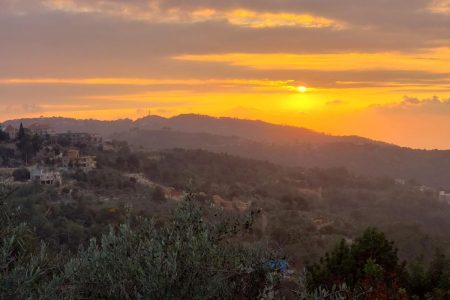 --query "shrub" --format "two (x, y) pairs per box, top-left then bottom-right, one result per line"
(306, 228), (407, 298)
(12, 167), (30, 182)
(0, 190), (274, 299)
